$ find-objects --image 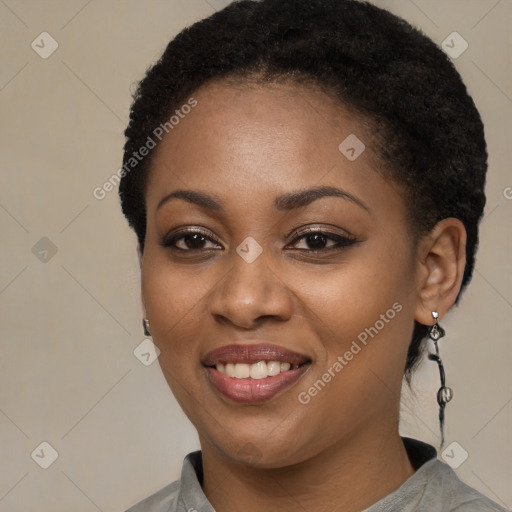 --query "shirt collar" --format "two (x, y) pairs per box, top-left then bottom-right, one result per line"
(178, 437), (438, 512)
